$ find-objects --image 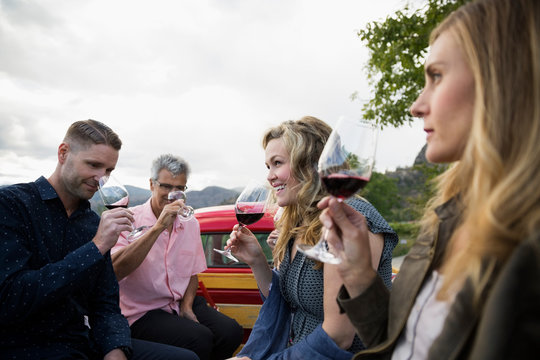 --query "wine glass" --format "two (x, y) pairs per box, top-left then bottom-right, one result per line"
(297, 116), (378, 264)
(168, 190), (195, 220)
(98, 175), (149, 241)
(214, 180), (273, 263)
(128, 190), (194, 240)
(98, 175), (129, 209)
